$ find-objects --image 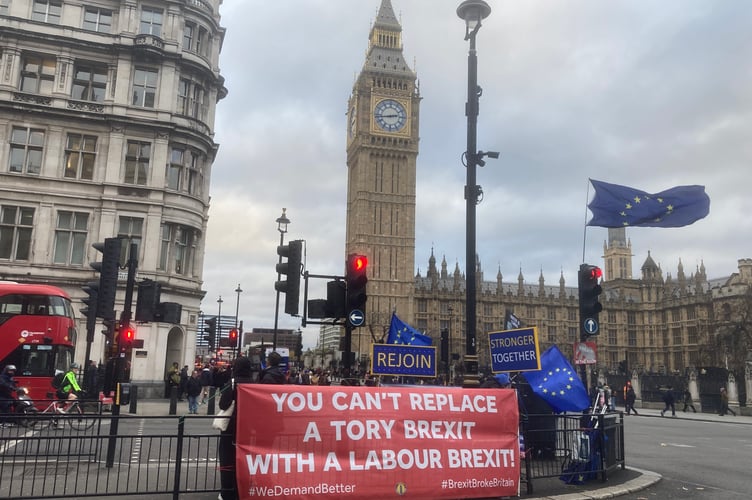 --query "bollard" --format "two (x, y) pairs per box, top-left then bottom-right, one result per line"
(208, 386), (216, 415)
(169, 385), (178, 415)
(129, 385), (138, 414)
